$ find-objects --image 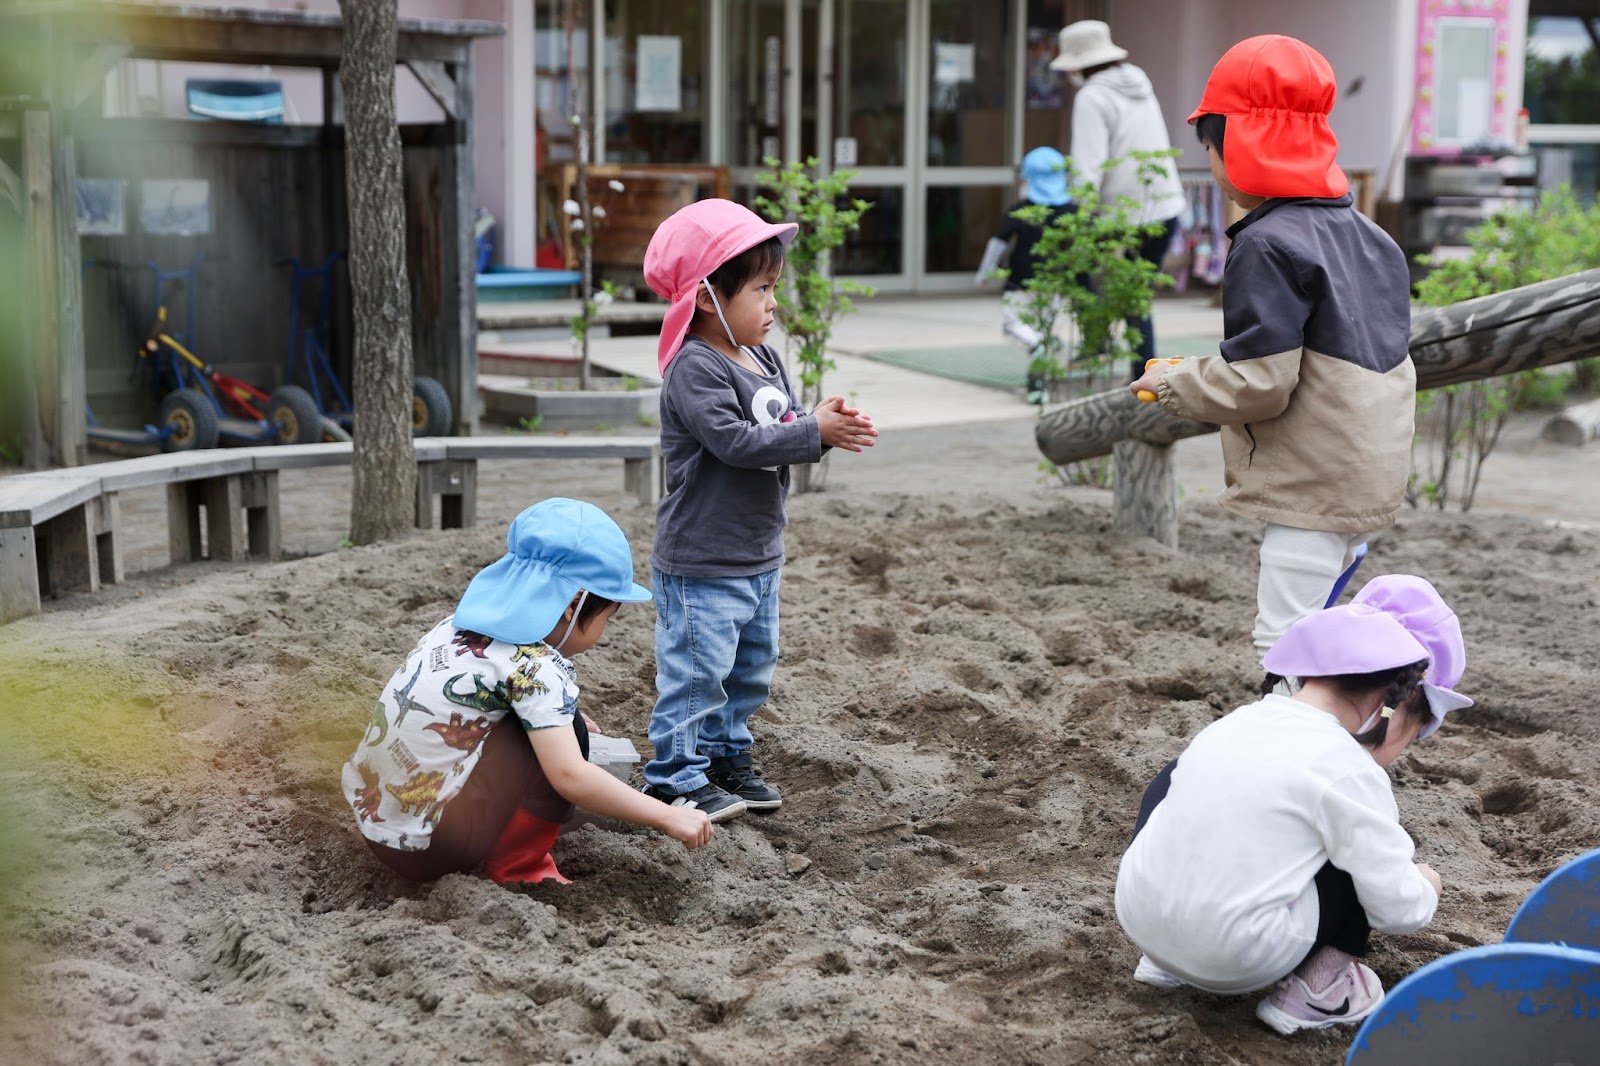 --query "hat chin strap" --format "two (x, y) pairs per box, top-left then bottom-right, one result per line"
(552, 590), (588, 653)
(702, 279), (744, 352)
